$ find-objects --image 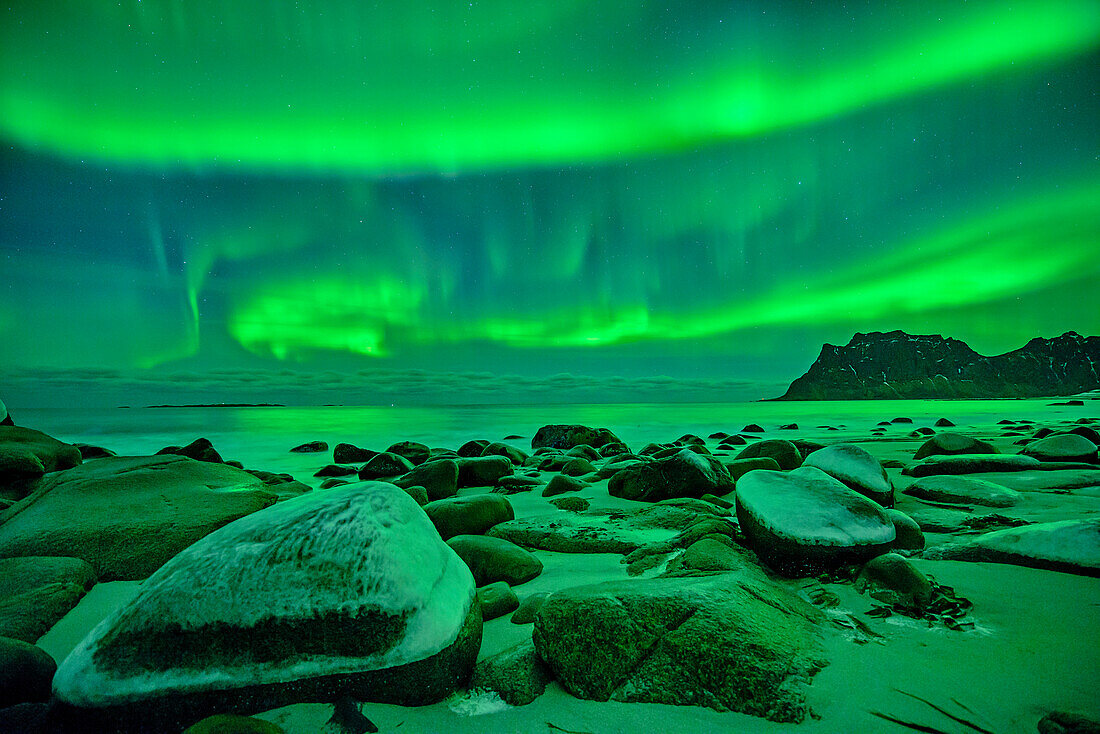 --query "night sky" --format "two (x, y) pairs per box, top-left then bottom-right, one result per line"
(2, 1), (1098, 407)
